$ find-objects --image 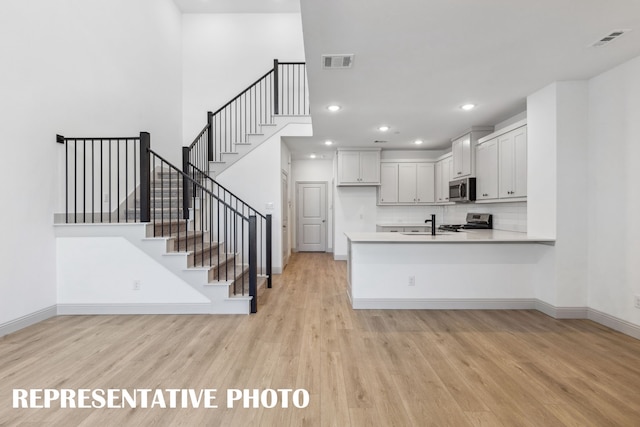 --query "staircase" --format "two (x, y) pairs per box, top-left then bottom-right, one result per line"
(54, 59), (308, 315)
